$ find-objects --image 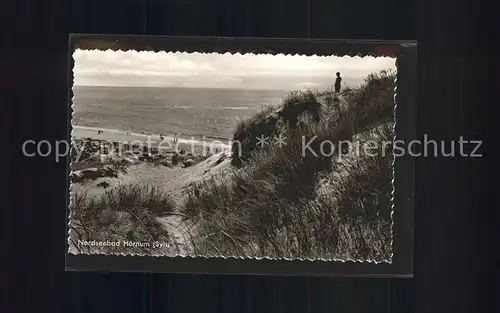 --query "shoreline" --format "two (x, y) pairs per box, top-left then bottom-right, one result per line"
(72, 125), (231, 151)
